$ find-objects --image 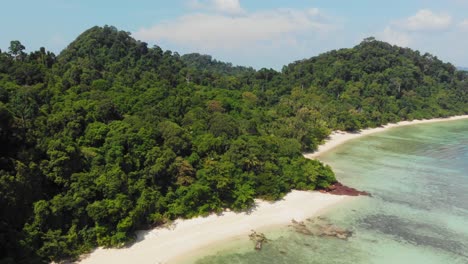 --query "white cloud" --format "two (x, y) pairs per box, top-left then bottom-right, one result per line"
(212, 0), (244, 15)
(394, 9), (452, 32)
(459, 19), (468, 30)
(188, 0), (244, 15)
(377, 27), (411, 47)
(308, 8), (320, 16)
(372, 9), (468, 68)
(134, 8), (334, 51)
(375, 9), (453, 48)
